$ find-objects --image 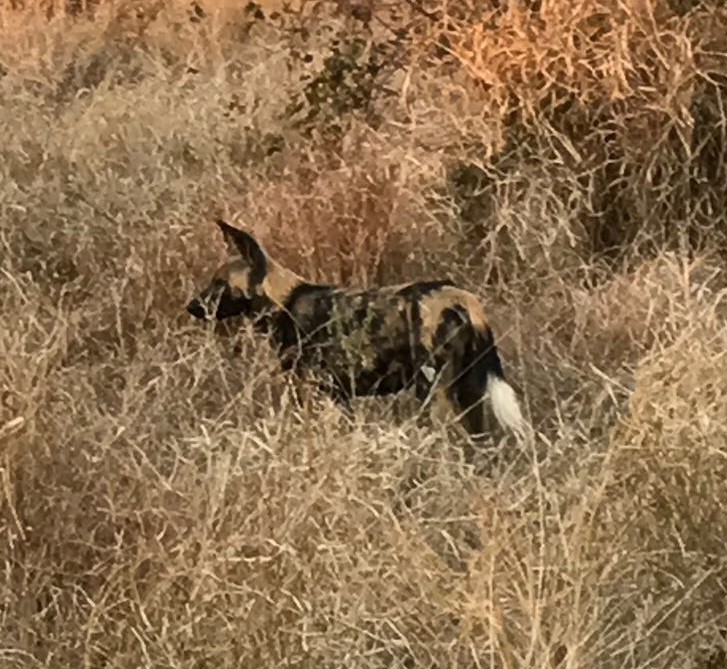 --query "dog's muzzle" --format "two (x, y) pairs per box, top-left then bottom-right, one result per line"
(186, 297), (210, 320)
(186, 281), (226, 321)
